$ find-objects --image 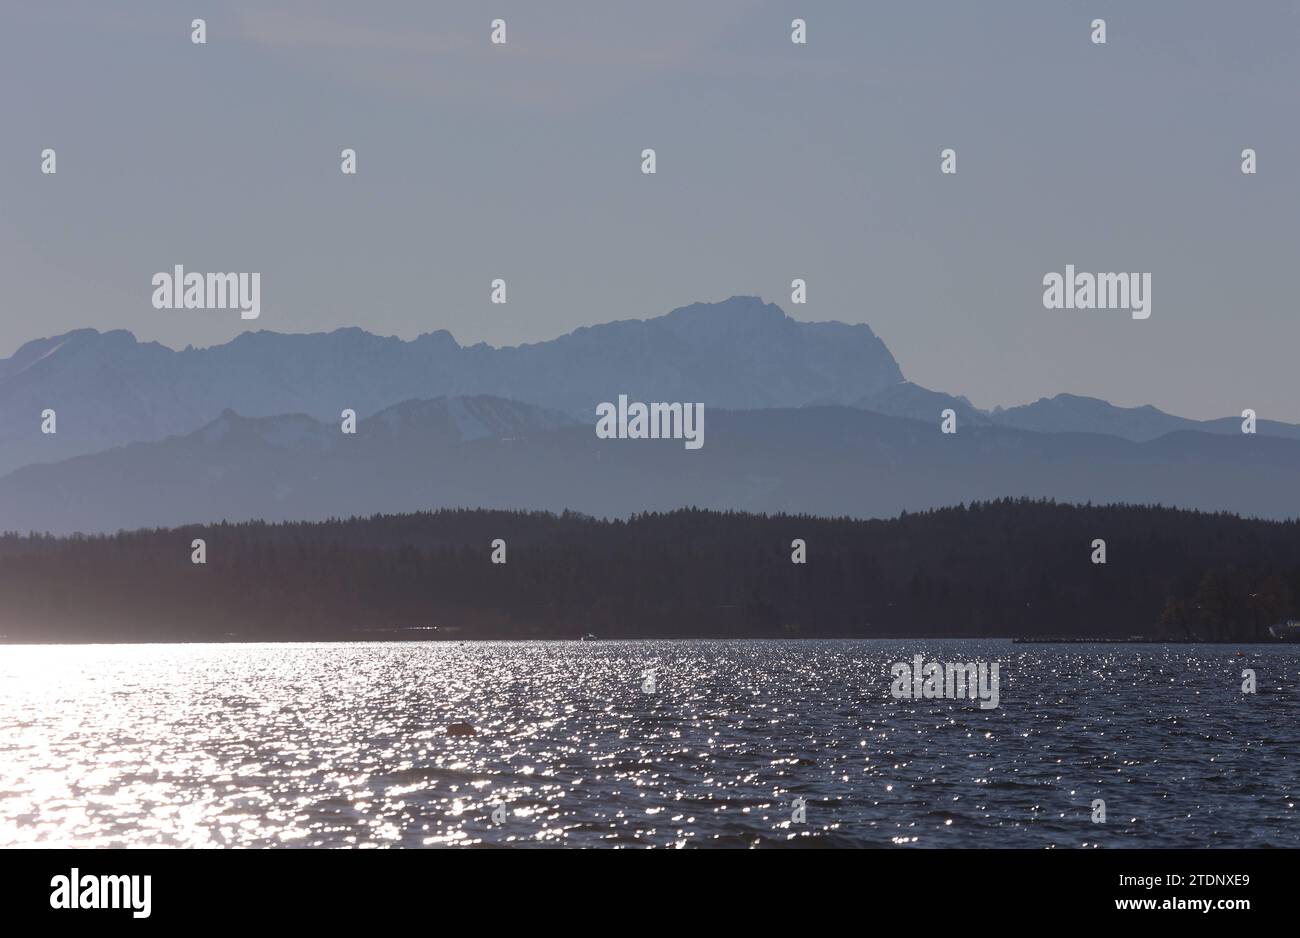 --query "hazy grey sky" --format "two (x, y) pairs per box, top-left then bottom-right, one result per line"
(3, 1), (1297, 420)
